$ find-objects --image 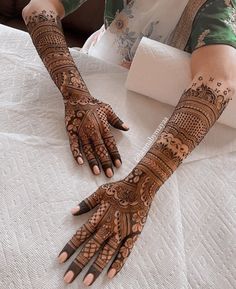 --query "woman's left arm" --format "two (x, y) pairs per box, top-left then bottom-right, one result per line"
(58, 45), (235, 286)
